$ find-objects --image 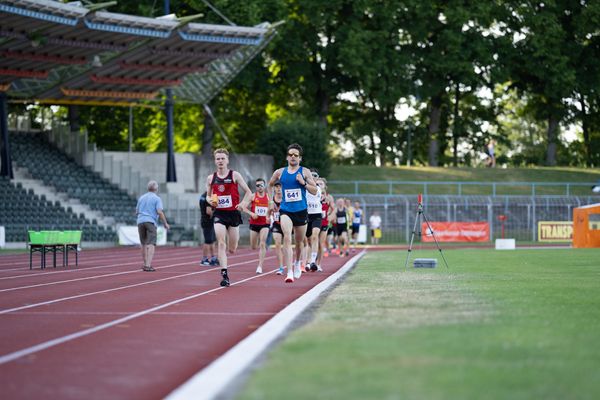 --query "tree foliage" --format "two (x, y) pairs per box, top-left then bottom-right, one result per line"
(40, 0), (600, 168)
